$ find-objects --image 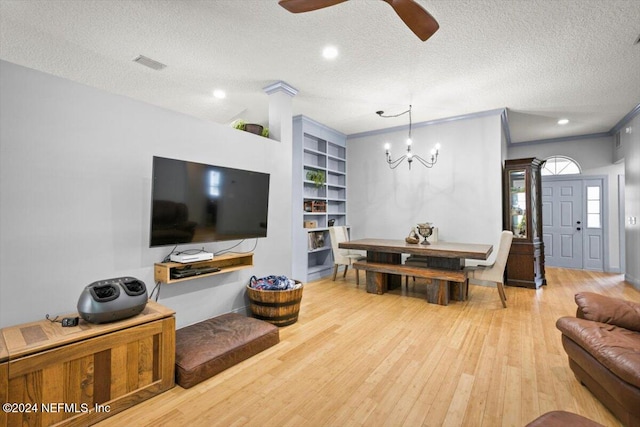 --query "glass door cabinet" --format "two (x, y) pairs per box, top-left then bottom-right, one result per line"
(503, 158), (546, 288)
(508, 169), (528, 238)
